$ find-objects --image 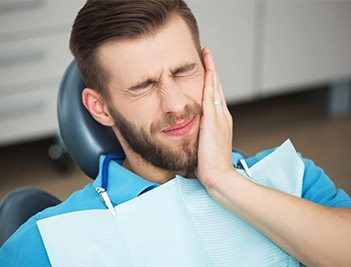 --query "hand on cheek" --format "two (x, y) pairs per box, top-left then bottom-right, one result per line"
(195, 48), (235, 187)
